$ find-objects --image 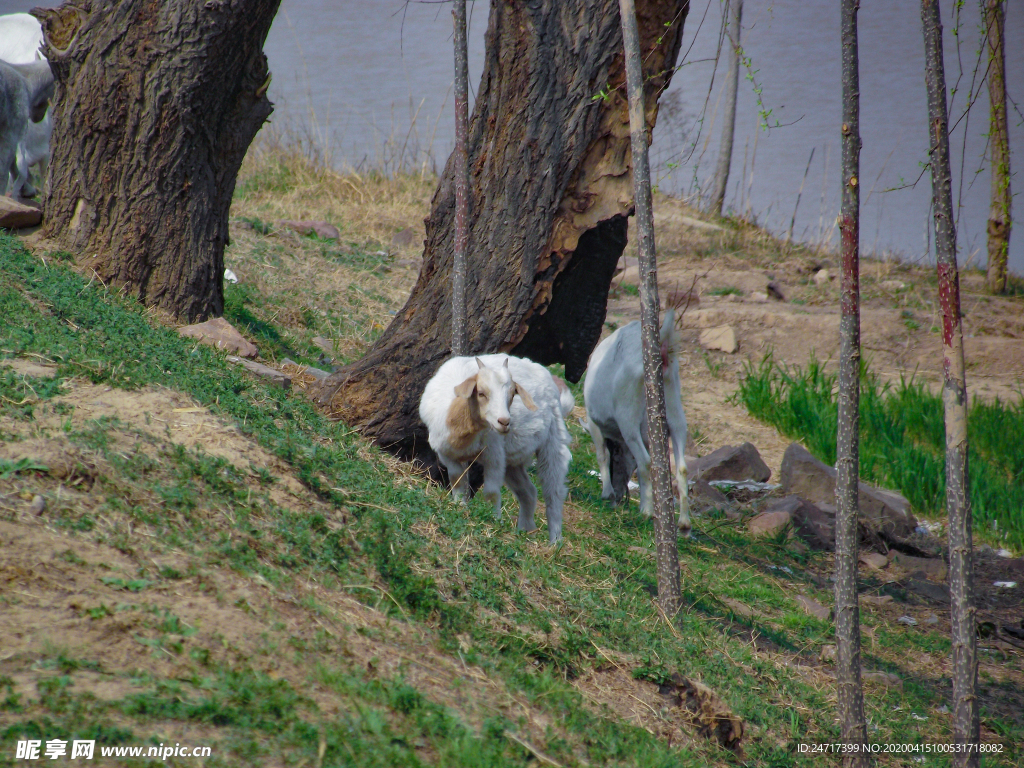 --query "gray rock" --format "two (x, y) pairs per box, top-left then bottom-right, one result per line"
(278, 219), (340, 240)
(690, 442), (771, 483)
(227, 357), (291, 390)
(766, 495), (834, 550)
(689, 477), (731, 510)
(0, 196), (42, 229)
(747, 510), (791, 537)
(779, 443), (916, 538)
(179, 317), (258, 359)
(906, 578), (950, 604)
(390, 227), (417, 248)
